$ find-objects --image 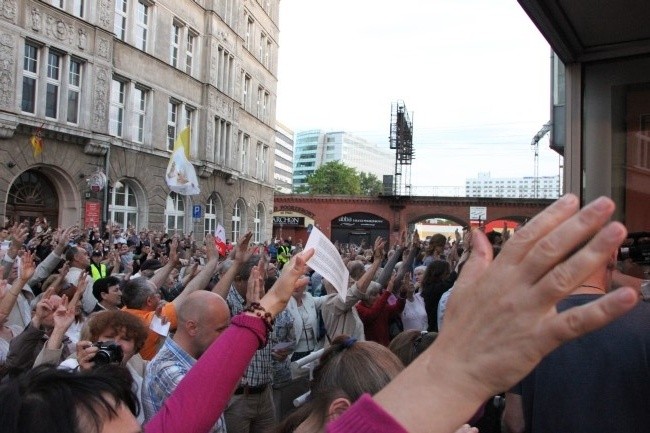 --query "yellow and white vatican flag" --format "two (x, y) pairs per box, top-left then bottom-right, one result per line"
(165, 127), (200, 196)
